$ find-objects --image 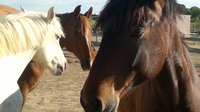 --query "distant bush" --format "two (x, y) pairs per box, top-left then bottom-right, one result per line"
(181, 6), (200, 22)
(180, 5), (200, 31)
(89, 14), (99, 29)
